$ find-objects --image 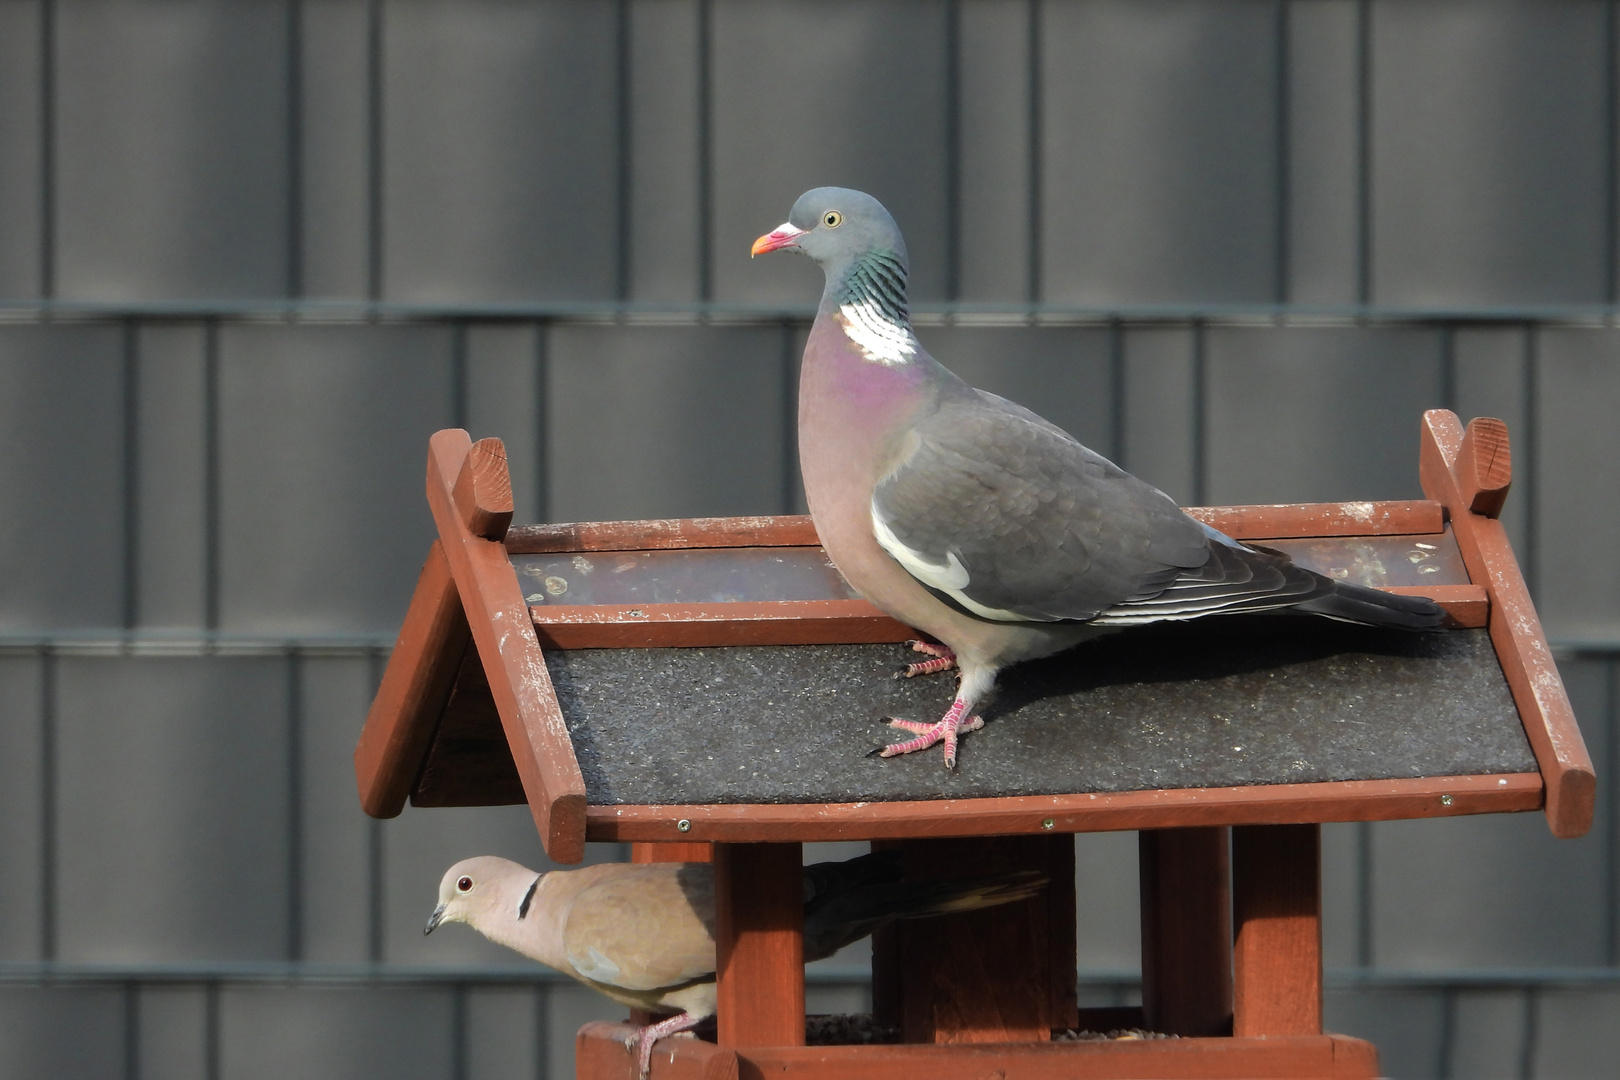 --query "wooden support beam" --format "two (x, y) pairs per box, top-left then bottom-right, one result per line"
(584, 772), (1543, 844)
(714, 842), (804, 1048)
(631, 842), (715, 864)
(452, 436), (515, 540)
(503, 500), (1446, 555)
(354, 540), (471, 817)
(426, 429), (588, 863)
(1232, 824), (1322, 1036)
(1140, 827), (1233, 1038)
(1419, 410), (1595, 838)
(885, 836), (1072, 1044)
